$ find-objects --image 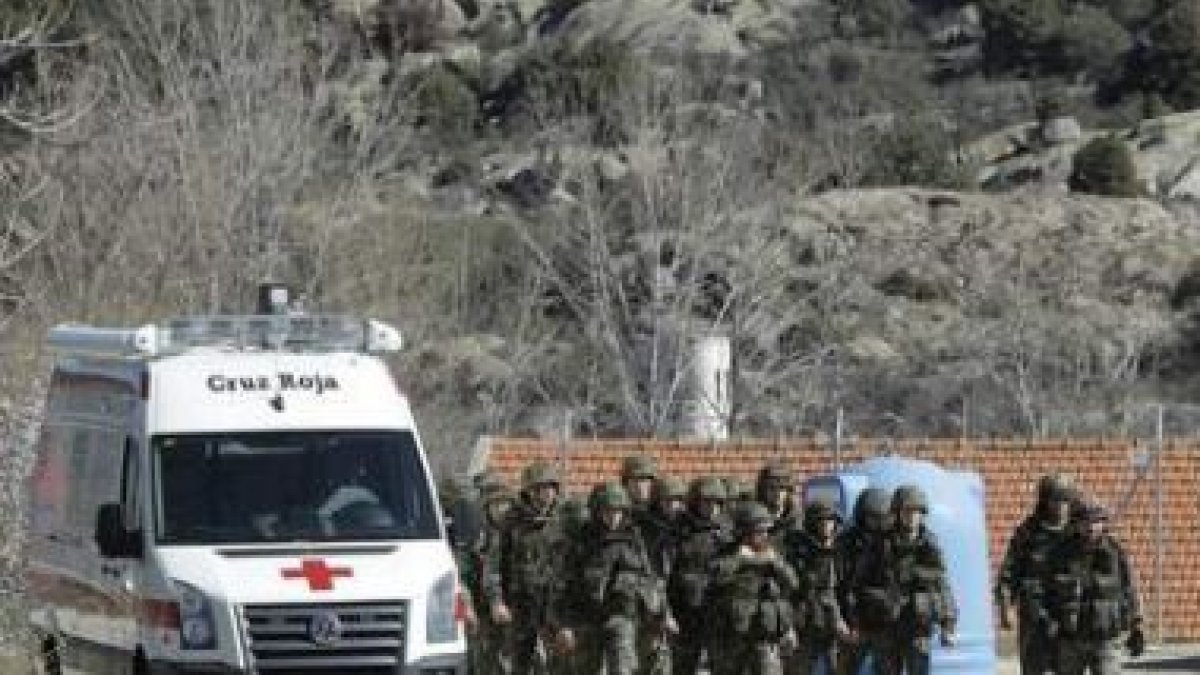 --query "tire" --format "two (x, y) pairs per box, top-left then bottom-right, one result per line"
(38, 636), (62, 675)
